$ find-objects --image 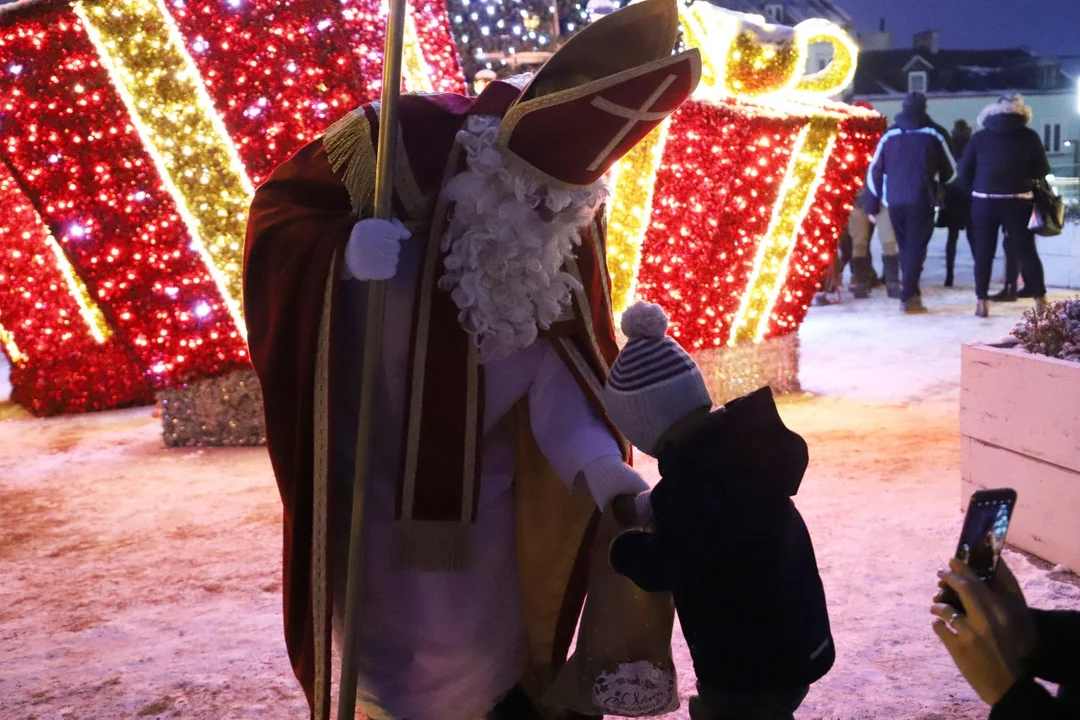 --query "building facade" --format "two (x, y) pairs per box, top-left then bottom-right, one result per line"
(852, 32), (1080, 178)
